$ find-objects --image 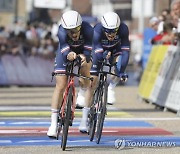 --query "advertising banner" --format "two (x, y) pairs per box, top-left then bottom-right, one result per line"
(150, 46), (177, 106)
(138, 45), (168, 99)
(165, 46), (180, 112)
